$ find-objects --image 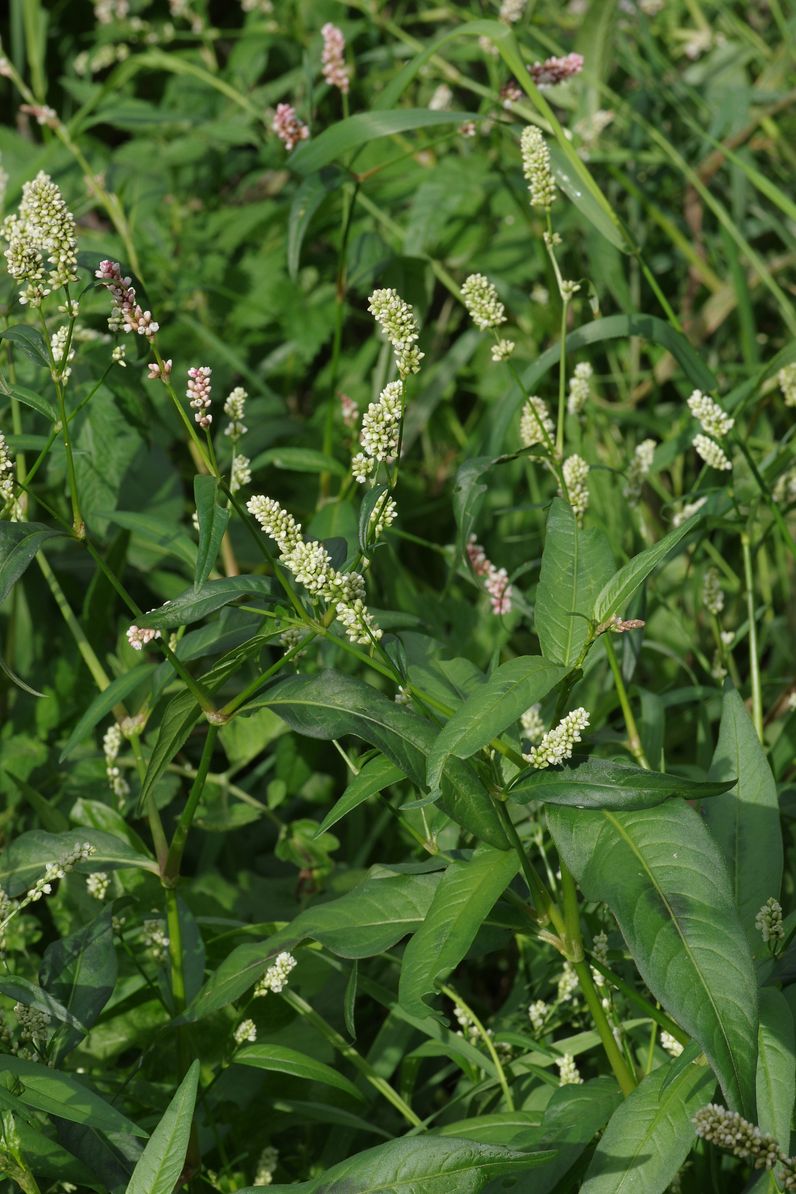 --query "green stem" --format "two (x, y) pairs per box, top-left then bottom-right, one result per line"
(556, 297), (569, 457)
(560, 866), (637, 1095)
(741, 532), (764, 741)
(36, 553), (111, 692)
(165, 725), (219, 882)
(439, 984), (514, 1111)
(604, 636), (650, 768)
(492, 799), (564, 937)
(281, 989), (422, 1128)
(38, 308), (83, 536)
(589, 958), (689, 1046)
